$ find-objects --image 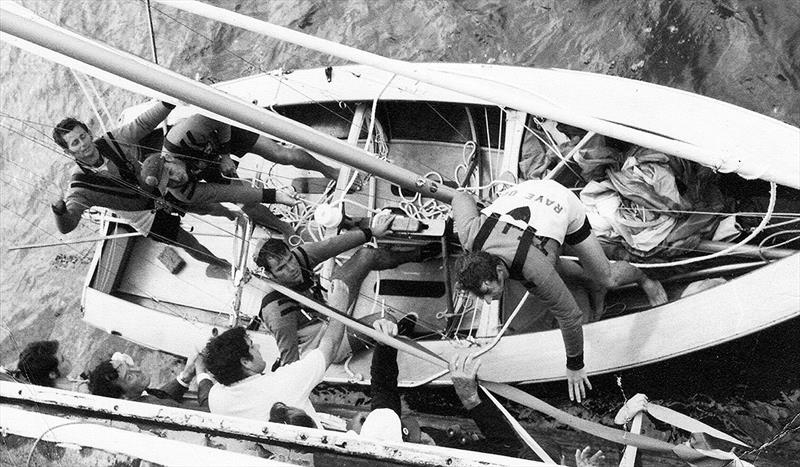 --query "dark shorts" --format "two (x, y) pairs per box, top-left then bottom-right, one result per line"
(230, 126), (260, 156)
(150, 210), (181, 242)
